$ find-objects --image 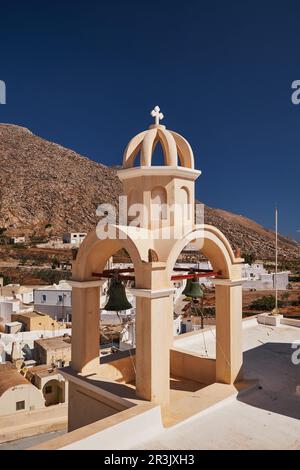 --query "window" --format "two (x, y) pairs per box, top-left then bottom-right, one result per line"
(58, 295), (63, 302)
(45, 385), (52, 394)
(42, 294), (47, 302)
(16, 400), (25, 411)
